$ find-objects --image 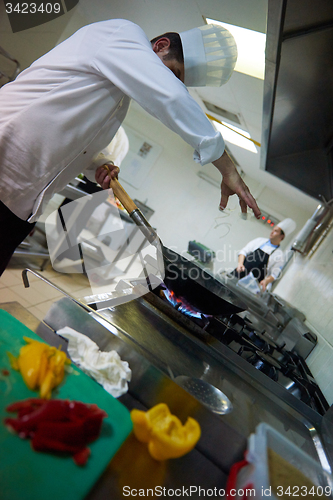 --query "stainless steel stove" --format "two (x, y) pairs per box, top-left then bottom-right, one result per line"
(206, 314), (327, 415)
(84, 274), (328, 417)
(143, 282), (328, 416)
